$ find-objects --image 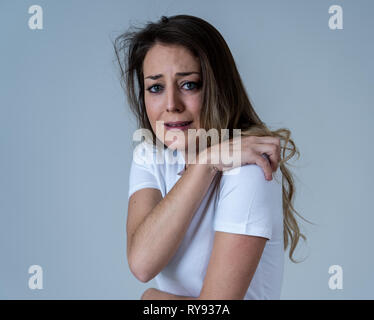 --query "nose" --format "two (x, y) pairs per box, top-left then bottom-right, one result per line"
(165, 84), (184, 113)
